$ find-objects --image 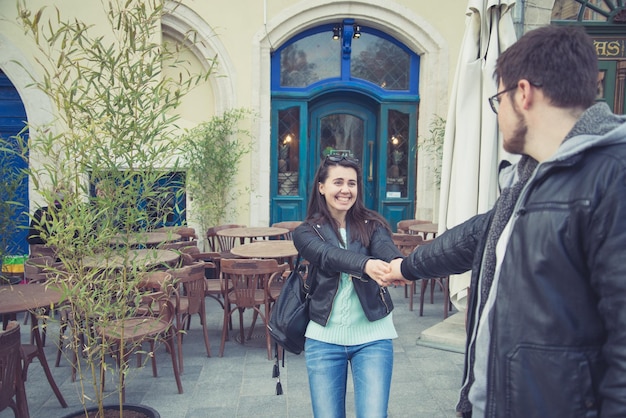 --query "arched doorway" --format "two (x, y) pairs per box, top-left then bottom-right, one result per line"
(270, 20), (419, 227)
